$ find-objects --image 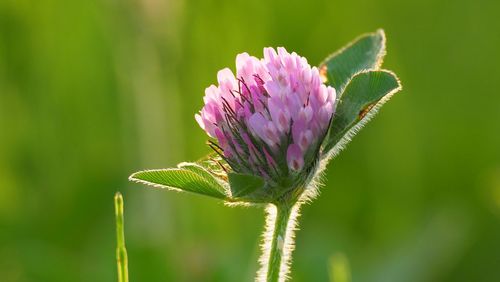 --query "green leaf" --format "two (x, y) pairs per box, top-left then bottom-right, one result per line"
(320, 29), (386, 94)
(322, 70), (402, 158)
(177, 162), (226, 190)
(129, 168), (227, 199)
(228, 172), (265, 198)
